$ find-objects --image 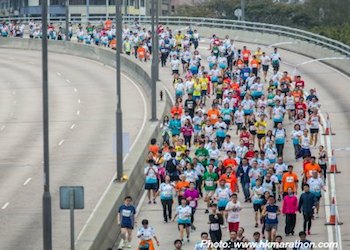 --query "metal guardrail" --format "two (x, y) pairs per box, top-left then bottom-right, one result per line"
(1, 15), (350, 57)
